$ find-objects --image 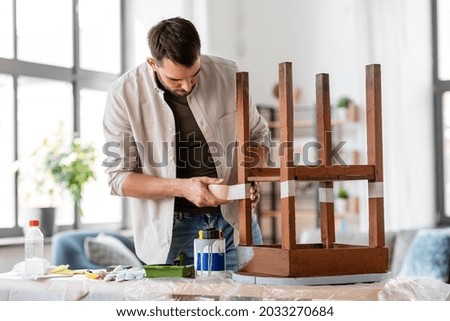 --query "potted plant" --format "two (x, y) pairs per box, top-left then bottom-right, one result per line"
(335, 187), (349, 213)
(15, 133), (96, 236)
(335, 96), (352, 120)
(45, 135), (96, 216)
